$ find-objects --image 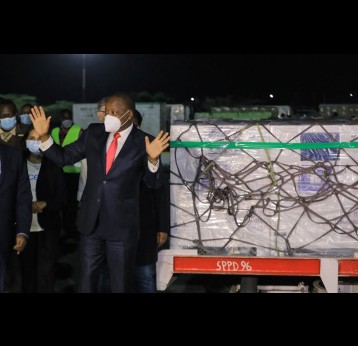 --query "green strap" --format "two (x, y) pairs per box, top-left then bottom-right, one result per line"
(170, 141), (358, 150)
